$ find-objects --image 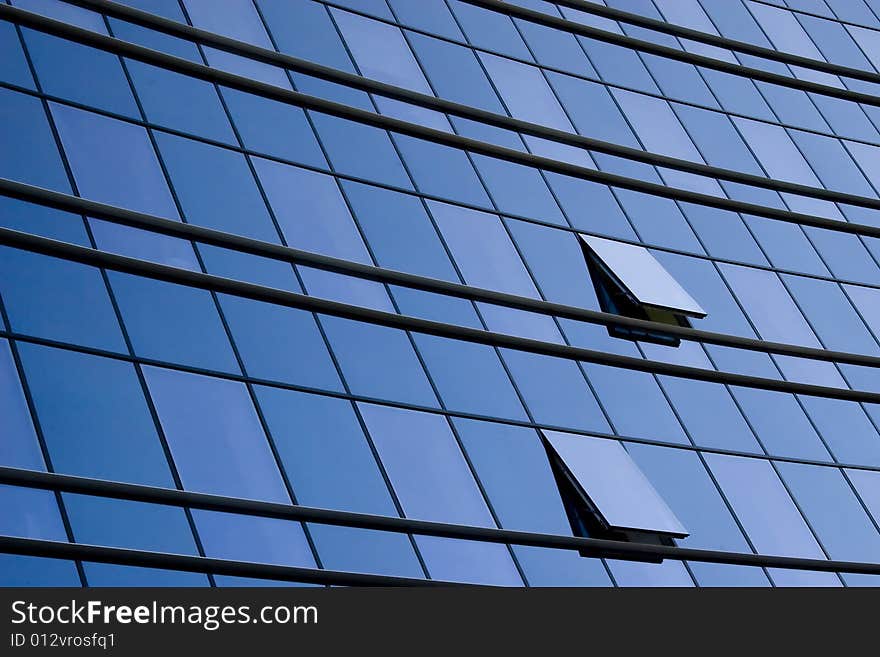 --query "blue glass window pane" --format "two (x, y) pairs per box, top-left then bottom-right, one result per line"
(65, 495), (208, 586)
(731, 386), (832, 461)
(386, 0), (462, 40)
(577, 37), (659, 94)
(0, 21), (34, 88)
(218, 295), (342, 391)
(143, 366), (288, 502)
(220, 88), (326, 168)
(310, 113), (413, 189)
(777, 462), (880, 587)
(516, 16), (597, 77)
(408, 33), (504, 113)
(256, 0), (355, 72)
(394, 136), (492, 207)
(333, 10), (430, 92)
(469, 155), (566, 224)
(584, 365), (688, 444)
(51, 103), (179, 216)
(341, 182), (456, 280)
(501, 349), (611, 433)
(0, 484), (67, 541)
(358, 402), (523, 585)
(800, 396), (880, 466)
(783, 275), (880, 355)
(0, 249), (126, 352)
(124, 61), (235, 143)
(22, 31), (138, 117)
(254, 386), (424, 578)
(660, 378), (763, 453)
(253, 158), (370, 262)
(848, 468), (880, 528)
(628, 443), (771, 586)
(19, 344), (173, 486)
(0, 556), (80, 586)
(109, 274), (240, 374)
(412, 335), (527, 420)
(544, 431), (687, 536)
(0, 340), (43, 470)
(448, 1), (533, 61)
(320, 317), (438, 406)
(154, 133), (279, 241)
(455, 418), (612, 586)
(705, 453), (840, 586)
(0, 88), (70, 191)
